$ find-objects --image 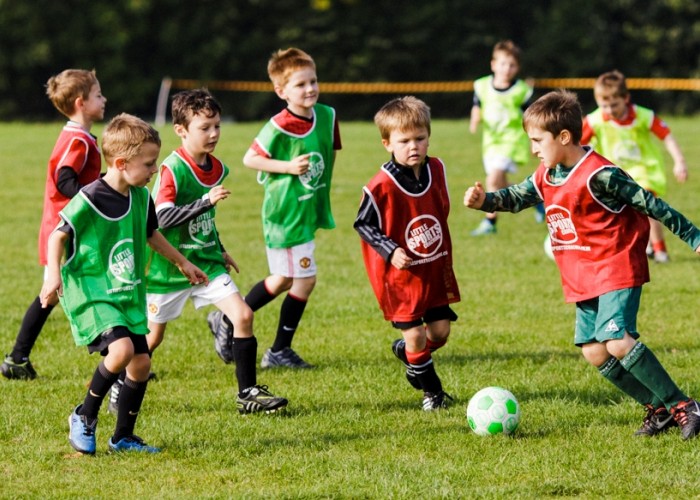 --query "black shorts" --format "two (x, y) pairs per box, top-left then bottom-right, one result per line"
(87, 326), (149, 356)
(391, 305), (458, 330)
